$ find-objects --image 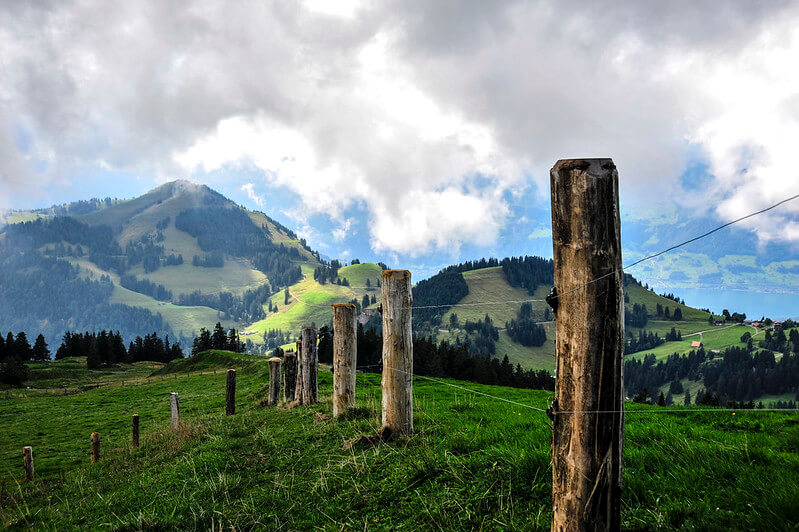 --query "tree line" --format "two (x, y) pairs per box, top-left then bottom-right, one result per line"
(314, 323), (555, 391)
(175, 206), (303, 287)
(625, 344), (799, 404)
(0, 247), (172, 344)
(192, 323), (246, 355)
(505, 303), (548, 347)
(56, 330), (183, 368)
(0, 332), (50, 386)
